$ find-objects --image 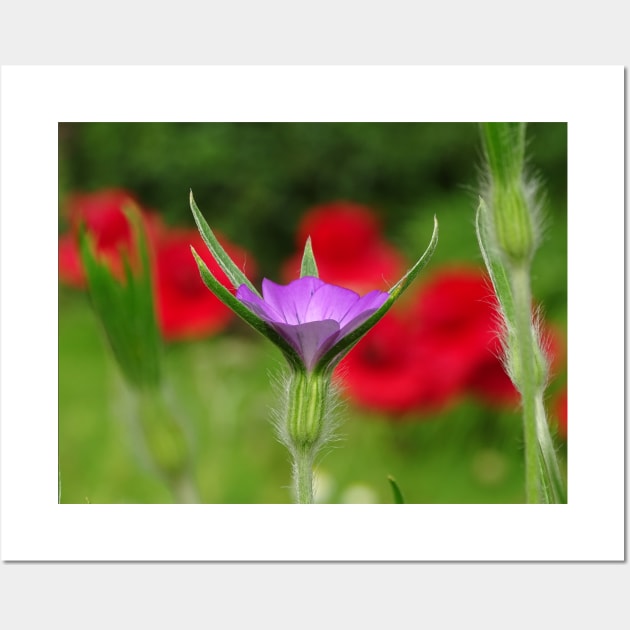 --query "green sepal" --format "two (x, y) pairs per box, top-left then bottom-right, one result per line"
(475, 198), (516, 325)
(189, 190), (260, 296)
(314, 215), (438, 373)
(387, 475), (405, 504)
(300, 236), (319, 278)
(190, 247), (304, 370)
